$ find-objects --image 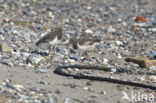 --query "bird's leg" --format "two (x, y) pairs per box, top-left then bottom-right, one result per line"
(82, 51), (89, 59)
(53, 46), (57, 56)
(48, 45), (51, 55)
(86, 52), (89, 59)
